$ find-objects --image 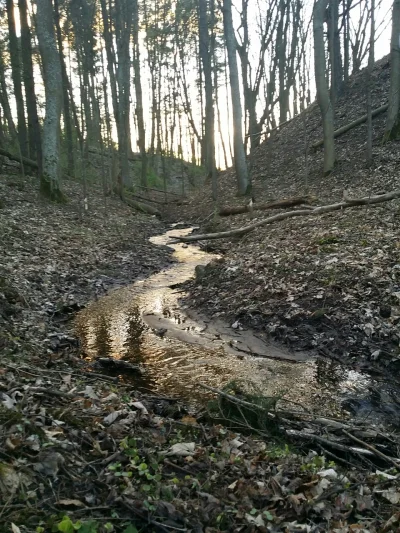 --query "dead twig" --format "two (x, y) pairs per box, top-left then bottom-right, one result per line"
(198, 383), (277, 421)
(342, 429), (400, 470)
